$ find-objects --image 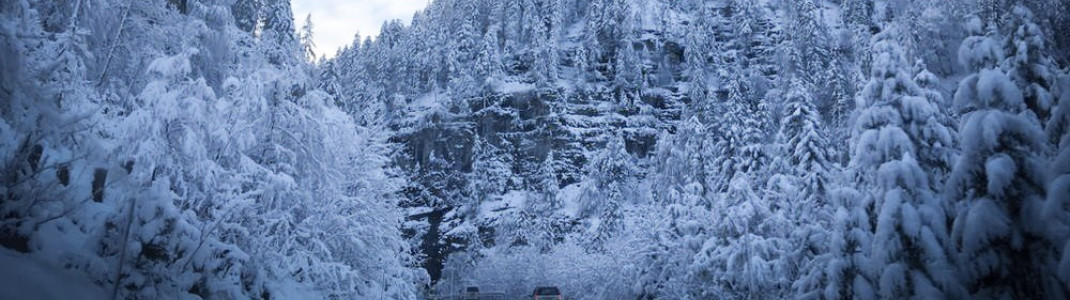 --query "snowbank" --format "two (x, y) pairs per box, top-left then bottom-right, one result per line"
(0, 249), (107, 300)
